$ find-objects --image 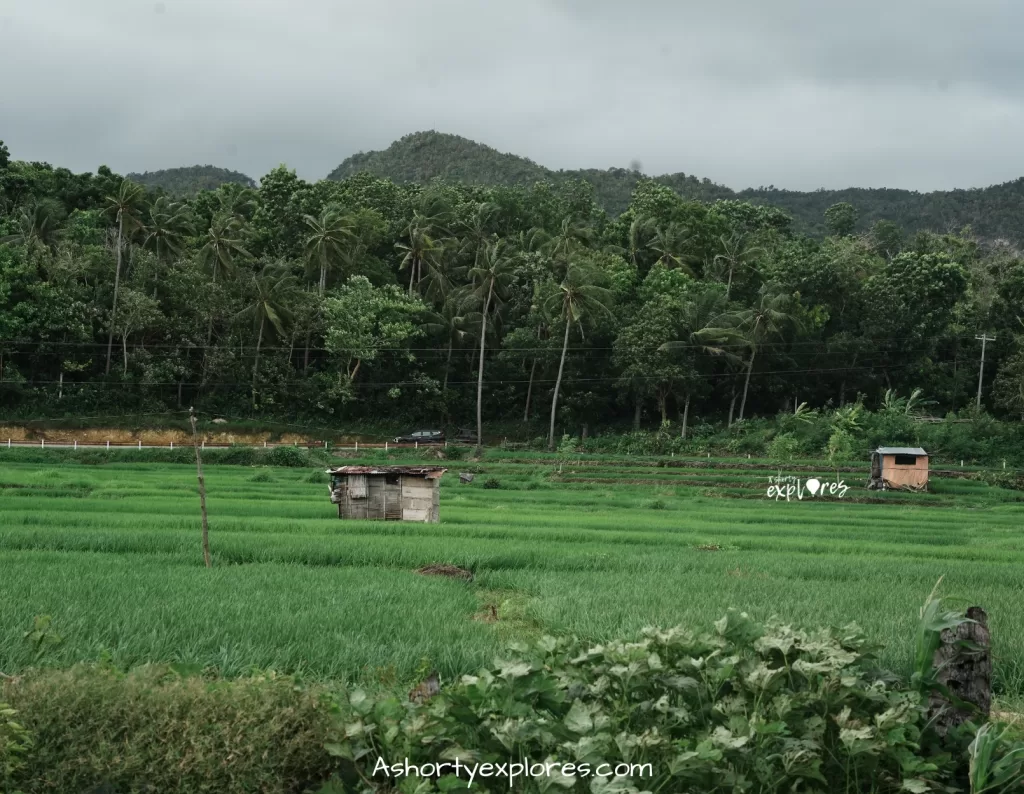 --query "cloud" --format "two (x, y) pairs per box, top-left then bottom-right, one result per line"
(2, 0), (1024, 191)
